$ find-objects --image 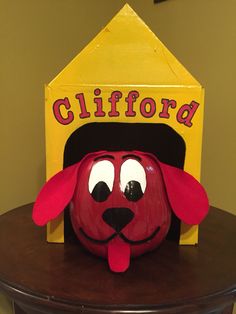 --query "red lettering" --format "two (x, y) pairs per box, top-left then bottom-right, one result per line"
(177, 101), (199, 127)
(140, 98), (156, 118)
(159, 98), (177, 118)
(108, 91), (122, 117)
(75, 93), (91, 119)
(53, 98), (74, 125)
(125, 91), (139, 117)
(94, 88), (105, 117)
